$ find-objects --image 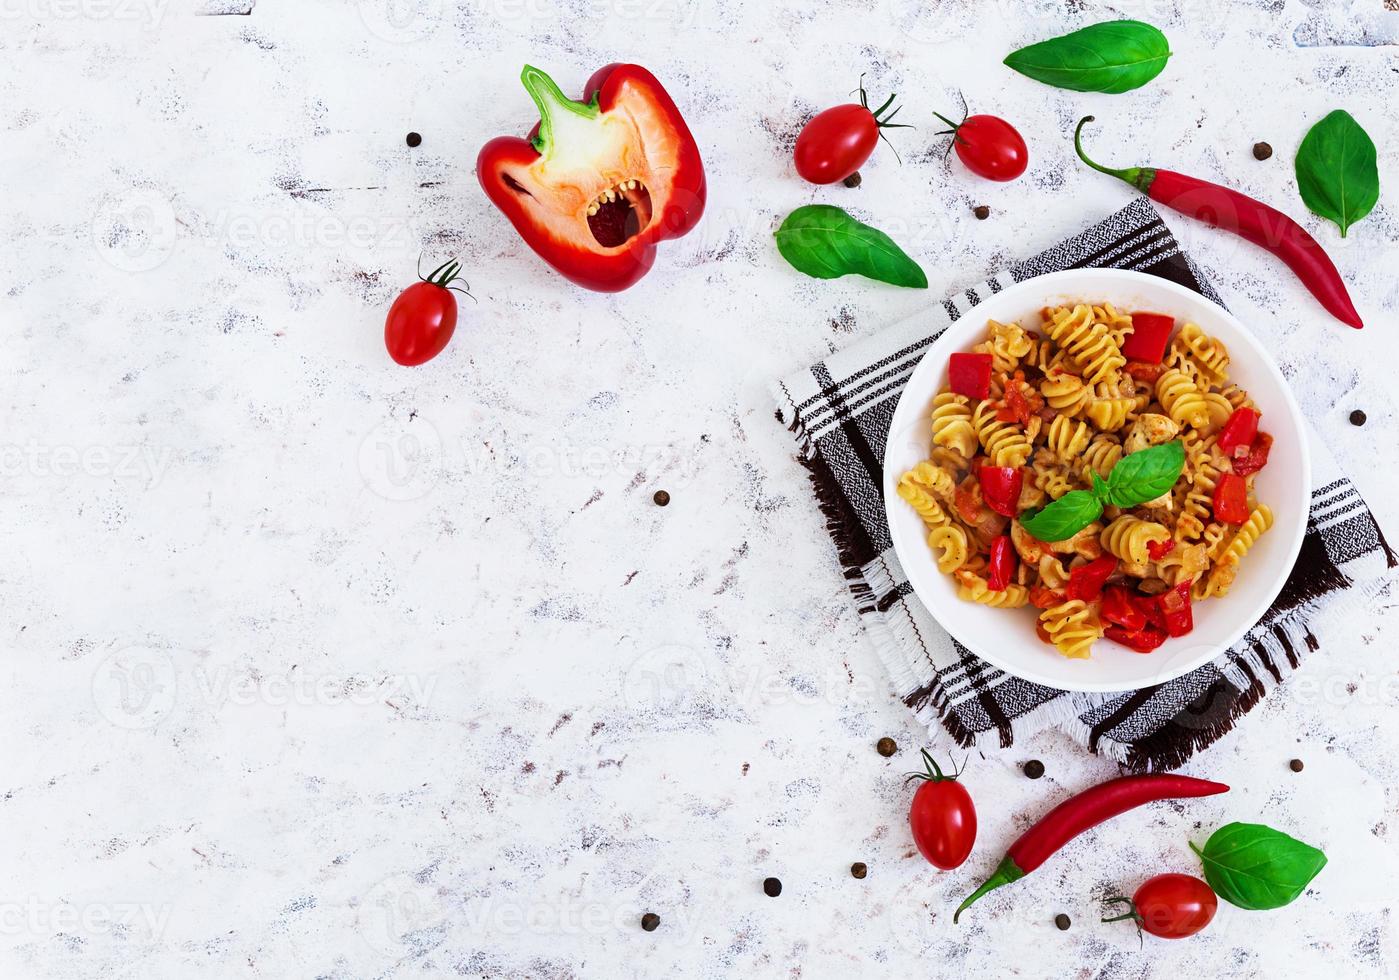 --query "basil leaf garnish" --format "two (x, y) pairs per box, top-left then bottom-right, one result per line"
(1105, 440), (1184, 509)
(1191, 822), (1327, 911)
(1018, 490), (1103, 543)
(1004, 20), (1172, 94)
(774, 205), (928, 289)
(1296, 109), (1380, 238)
